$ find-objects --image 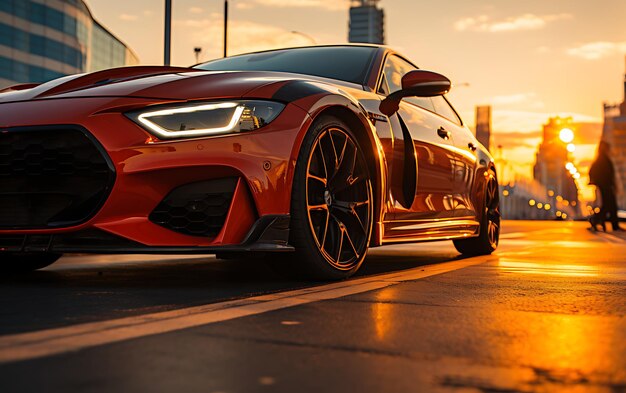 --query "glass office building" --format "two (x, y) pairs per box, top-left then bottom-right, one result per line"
(0, 0), (139, 89)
